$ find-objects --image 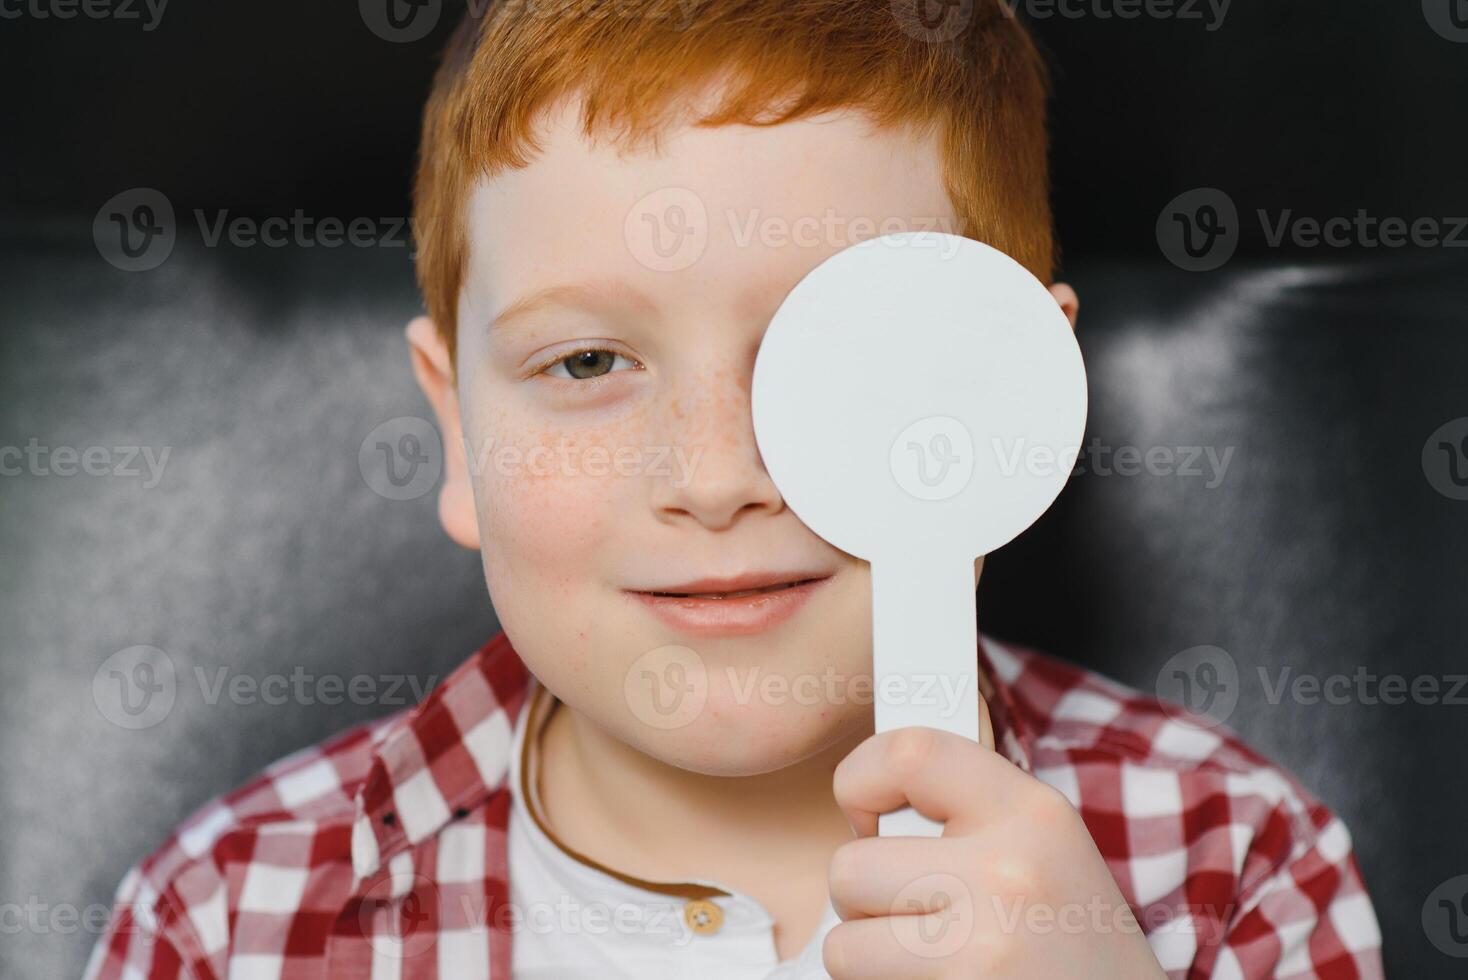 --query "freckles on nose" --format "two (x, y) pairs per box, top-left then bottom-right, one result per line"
(670, 364), (750, 439)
